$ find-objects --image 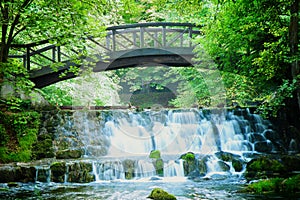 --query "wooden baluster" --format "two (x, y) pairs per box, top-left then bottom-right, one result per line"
(188, 26), (193, 47)
(57, 46), (61, 62)
(140, 27), (144, 48)
(162, 26), (166, 47)
(52, 46), (56, 62)
(112, 29), (116, 52)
